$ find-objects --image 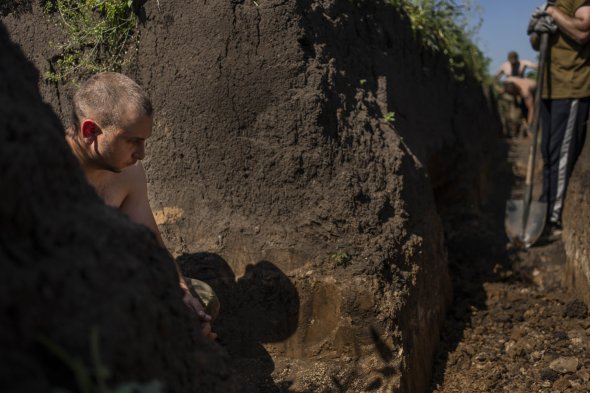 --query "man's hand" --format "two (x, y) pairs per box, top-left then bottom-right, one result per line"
(182, 290), (217, 340)
(534, 15), (559, 34)
(528, 4), (558, 36)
